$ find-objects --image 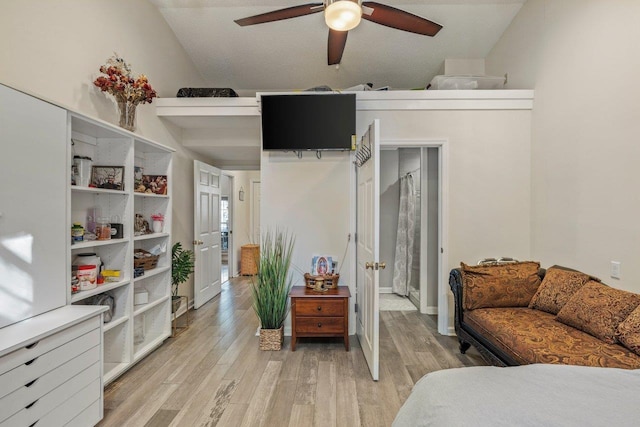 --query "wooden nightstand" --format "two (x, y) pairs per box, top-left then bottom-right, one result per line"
(290, 286), (350, 351)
